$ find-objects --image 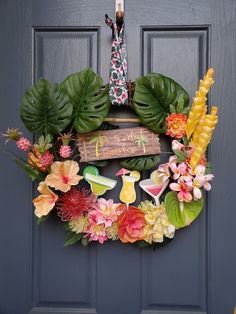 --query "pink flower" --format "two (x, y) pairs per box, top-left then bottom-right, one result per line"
(170, 177), (193, 202)
(16, 137), (32, 151)
(171, 140), (185, 151)
(86, 211), (108, 244)
(170, 161), (187, 180)
(85, 199), (121, 244)
(97, 198), (121, 227)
